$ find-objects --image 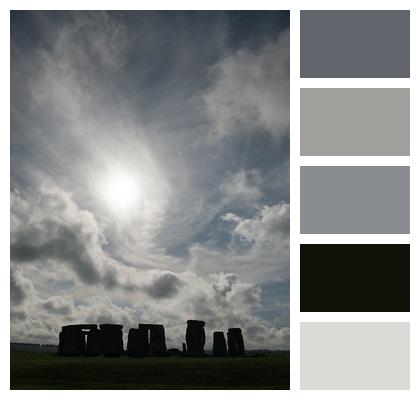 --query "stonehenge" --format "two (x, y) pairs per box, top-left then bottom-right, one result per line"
(86, 326), (102, 356)
(100, 324), (124, 357)
(127, 328), (148, 357)
(227, 328), (245, 356)
(186, 320), (206, 356)
(143, 324), (167, 355)
(58, 321), (245, 358)
(58, 324), (96, 356)
(127, 324), (167, 356)
(212, 331), (227, 356)
(58, 324), (123, 357)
